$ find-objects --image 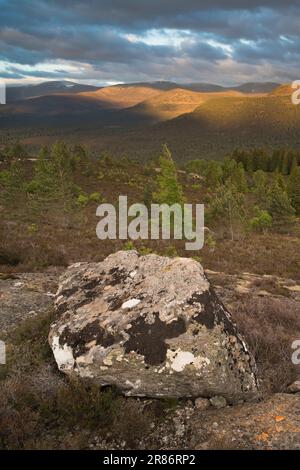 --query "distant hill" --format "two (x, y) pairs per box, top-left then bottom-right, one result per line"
(79, 85), (162, 109)
(232, 82), (280, 94)
(161, 94), (298, 135)
(78, 92), (299, 161)
(0, 94), (112, 117)
(111, 81), (280, 94)
(121, 92), (300, 160)
(113, 81), (179, 91)
(128, 88), (243, 121)
(269, 83), (294, 96)
(6, 81), (100, 103)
